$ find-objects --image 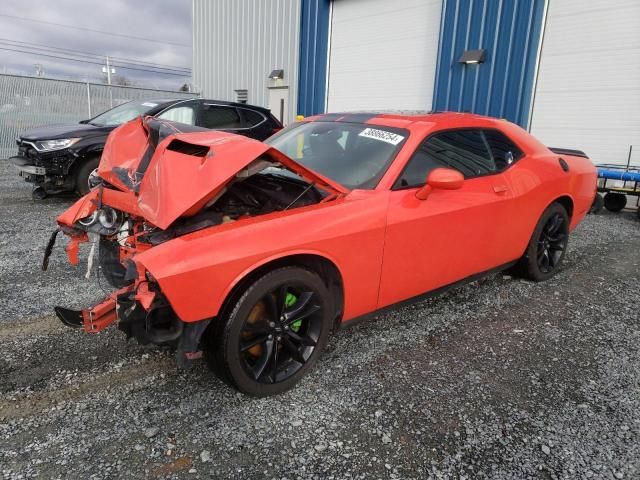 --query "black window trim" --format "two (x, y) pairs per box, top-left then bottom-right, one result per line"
(391, 127), (526, 191)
